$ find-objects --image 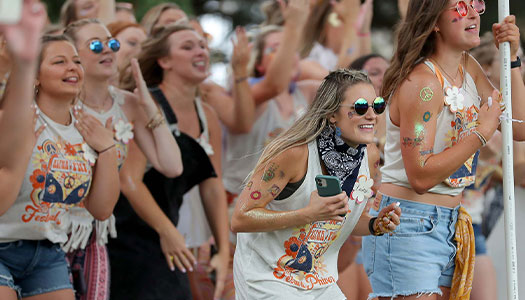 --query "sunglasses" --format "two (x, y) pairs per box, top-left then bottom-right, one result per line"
(89, 38), (120, 54)
(341, 97), (386, 116)
(451, 0), (485, 17)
